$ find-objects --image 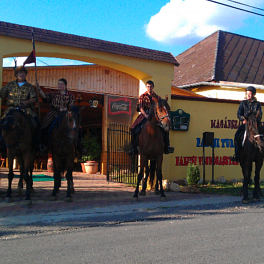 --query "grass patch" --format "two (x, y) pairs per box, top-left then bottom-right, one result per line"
(199, 182), (264, 196)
